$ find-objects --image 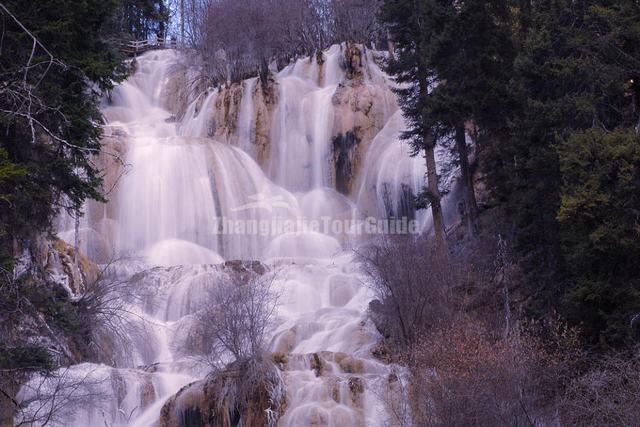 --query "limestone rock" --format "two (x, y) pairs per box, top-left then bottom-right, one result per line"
(344, 42), (364, 81)
(348, 377), (364, 407)
(330, 80), (397, 195)
(38, 237), (100, 295)
(160, 359), (284, 427)
(212, 82), (244, 141)
(208, 75), (278, 169)
(252, 76), (278, 167)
